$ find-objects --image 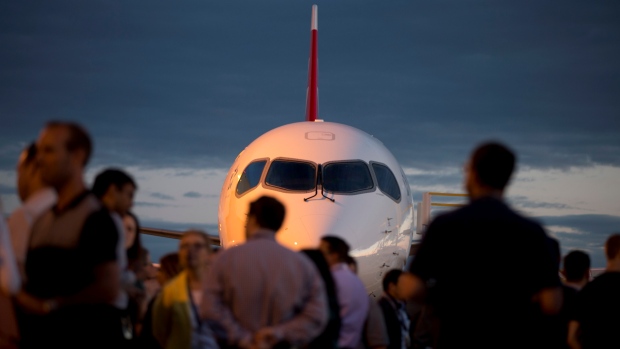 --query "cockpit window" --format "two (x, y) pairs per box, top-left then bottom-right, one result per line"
(371, 162), (401, 202)
(265, 159), (317, 192)
(236, 160), (267, 196)
(322, 161), (374, 194)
